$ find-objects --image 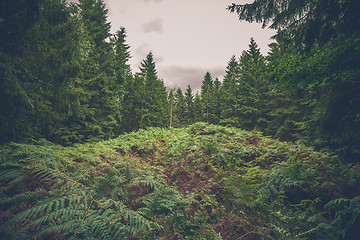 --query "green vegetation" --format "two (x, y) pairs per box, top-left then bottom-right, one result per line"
(1, 0), (359, 239)
(1, 123), (359, 239)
